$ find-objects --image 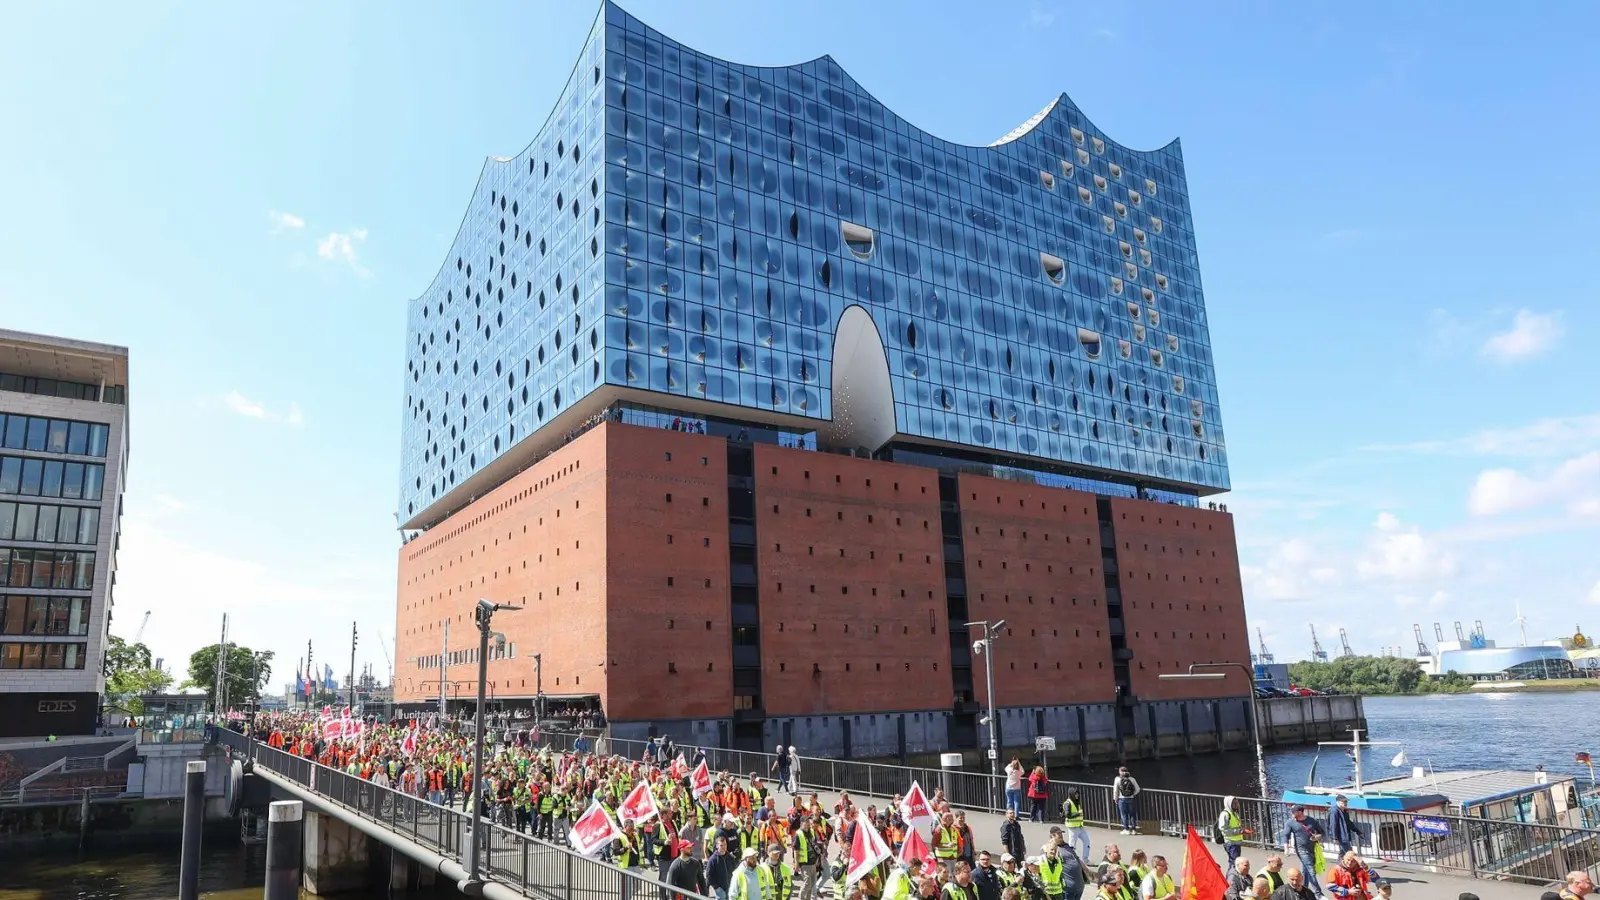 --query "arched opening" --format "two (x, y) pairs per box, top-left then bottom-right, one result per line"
(820, 305), (896, 453)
